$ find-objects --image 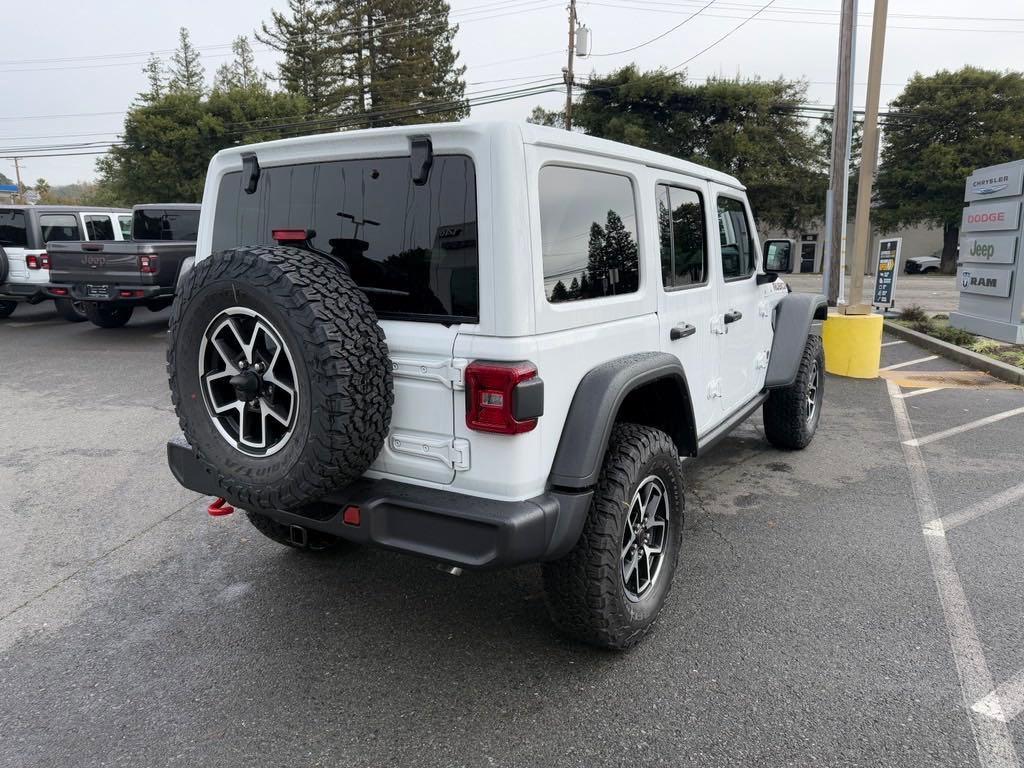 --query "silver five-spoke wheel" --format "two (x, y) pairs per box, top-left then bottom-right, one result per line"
(806, 359), (820, 424)
(621, 475), (670, 602)
(198, 307), (299, 456)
